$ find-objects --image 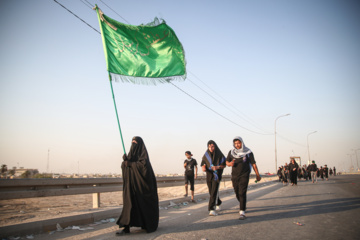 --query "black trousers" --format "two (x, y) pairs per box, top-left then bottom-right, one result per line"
(206, 179), (222, 211)
(290, 171), (298, 184)
(232, 174), (250, 211)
